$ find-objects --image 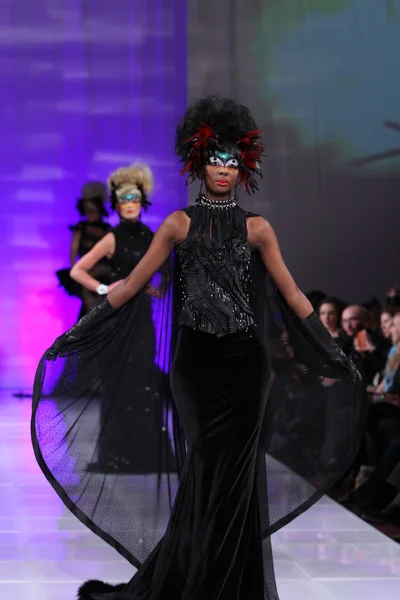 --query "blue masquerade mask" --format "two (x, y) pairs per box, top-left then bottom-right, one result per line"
(118, 193), (141, 204)
(207, 151), (239, 169)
